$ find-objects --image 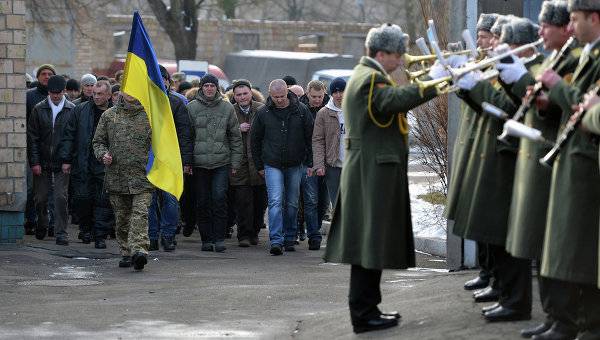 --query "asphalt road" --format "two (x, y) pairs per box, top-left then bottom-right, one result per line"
(0, 225), (543, 339)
